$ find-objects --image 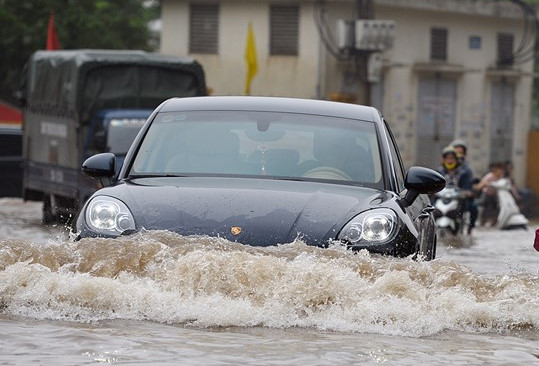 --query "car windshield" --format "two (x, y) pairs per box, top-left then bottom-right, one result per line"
(129, 111), (383, 185)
